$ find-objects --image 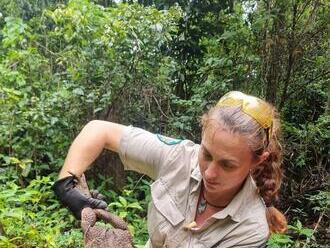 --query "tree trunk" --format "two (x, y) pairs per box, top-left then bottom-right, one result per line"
(327, 85), (330, 115)
(262, 0), (286, 105)
(279, 1), (298, 111)
(86, 102), (127, 191)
